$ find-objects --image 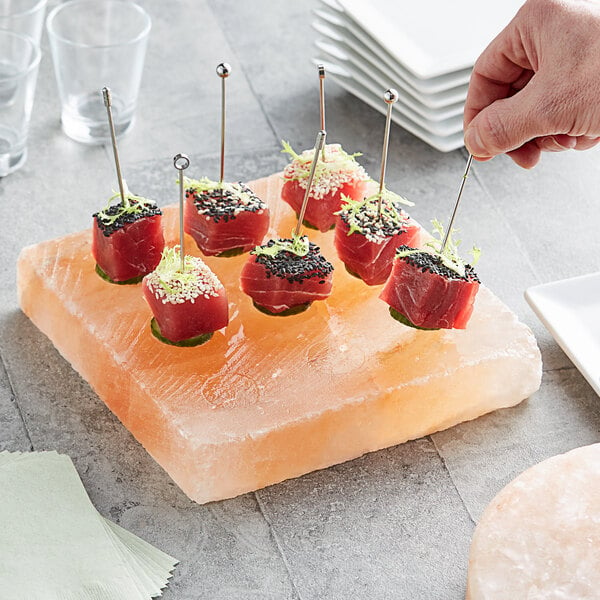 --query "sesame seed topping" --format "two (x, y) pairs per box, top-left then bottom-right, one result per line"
(144, 247), (223, 304)
(396, 245), (480, 283)
(94, 196), (161, 237)
(254, 238), (334, 282)
(338, 196), (411, 244)
(186, 179), (266, 223)
(283, 143), (368, 200)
